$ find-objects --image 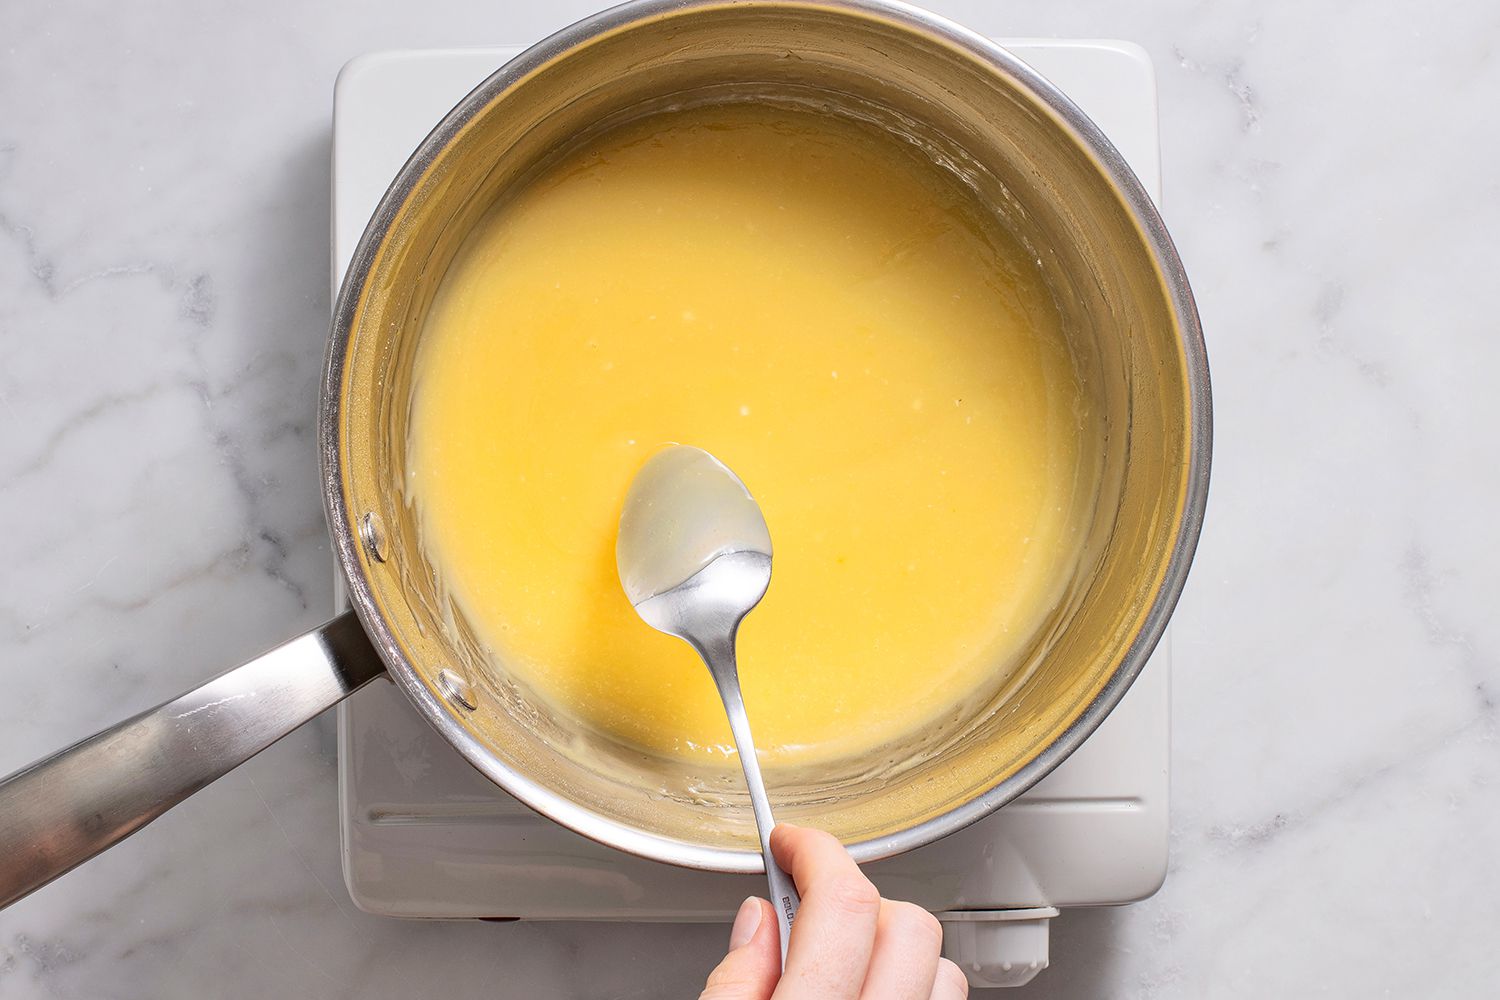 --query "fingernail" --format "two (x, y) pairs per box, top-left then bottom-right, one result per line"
(729, 896), (762, 949)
